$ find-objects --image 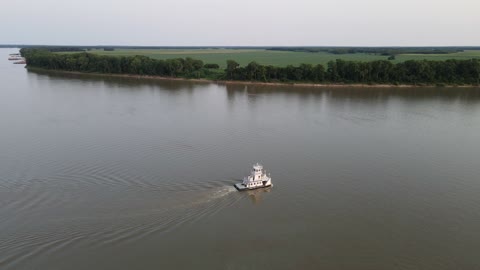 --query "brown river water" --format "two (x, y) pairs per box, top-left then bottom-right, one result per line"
(1, 48), (480, 269)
